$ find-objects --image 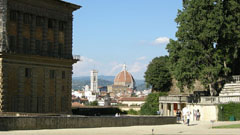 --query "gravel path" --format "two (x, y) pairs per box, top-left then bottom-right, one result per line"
(0, 121), (240, 135)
